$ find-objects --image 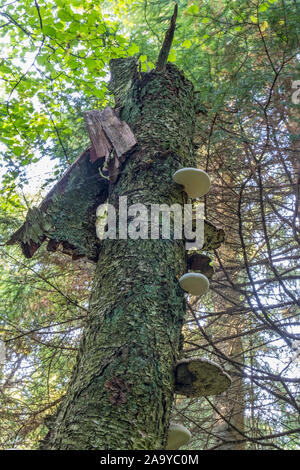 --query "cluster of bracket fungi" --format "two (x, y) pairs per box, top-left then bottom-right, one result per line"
(166, 168), (232, 450)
